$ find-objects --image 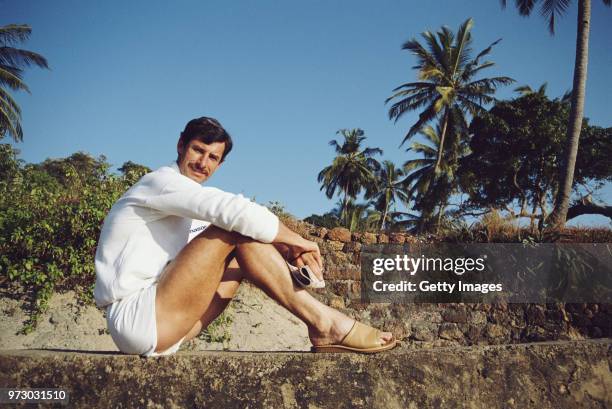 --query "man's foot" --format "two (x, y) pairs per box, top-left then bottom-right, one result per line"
(307, 305), (394, 348)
